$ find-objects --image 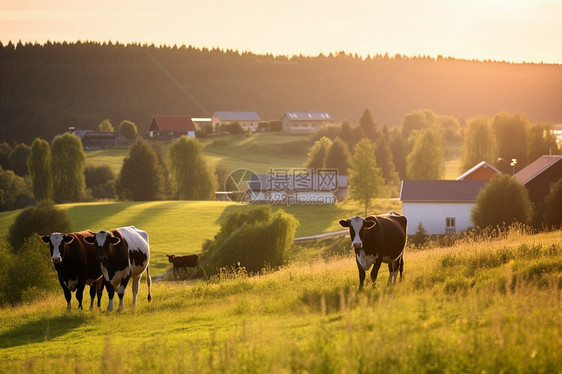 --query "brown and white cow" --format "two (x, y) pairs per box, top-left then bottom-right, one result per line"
(339, 212), (407, 289)
(166, 254), (199, 279)
(84, 226), (151, 311)
(40, 231), (104, 310)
